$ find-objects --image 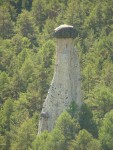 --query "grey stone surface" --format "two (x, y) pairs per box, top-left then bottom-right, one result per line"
(38, 25), (82, 134)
